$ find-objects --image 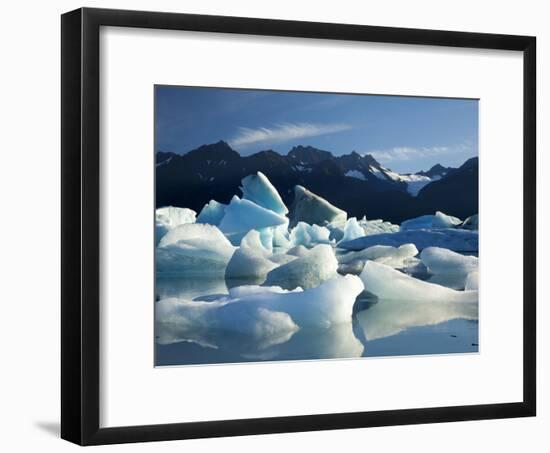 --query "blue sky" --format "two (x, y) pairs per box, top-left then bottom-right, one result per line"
(155, 86), (478, 173)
